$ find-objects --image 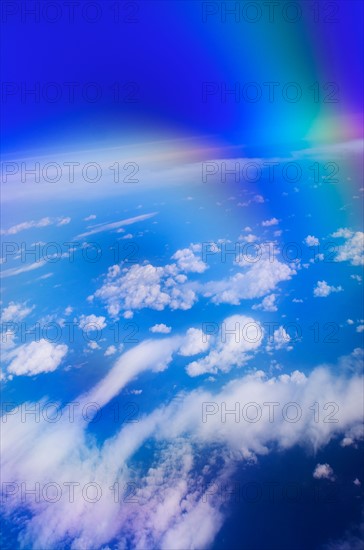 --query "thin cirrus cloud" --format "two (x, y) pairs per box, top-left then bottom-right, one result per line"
(74, 212), (158, 239)
(0, 217), (71, 235)
(0, 260), (47, 279)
